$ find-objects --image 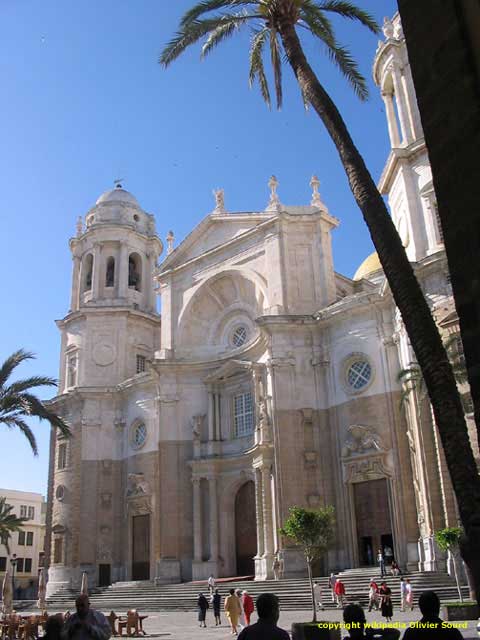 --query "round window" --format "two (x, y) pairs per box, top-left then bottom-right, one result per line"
(56, 485), (65, 501)
(131, 423), (147, 450)
(232, 326), (248, 348)
(133, 214), (140, 222)
(346, 359), (372, 391)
